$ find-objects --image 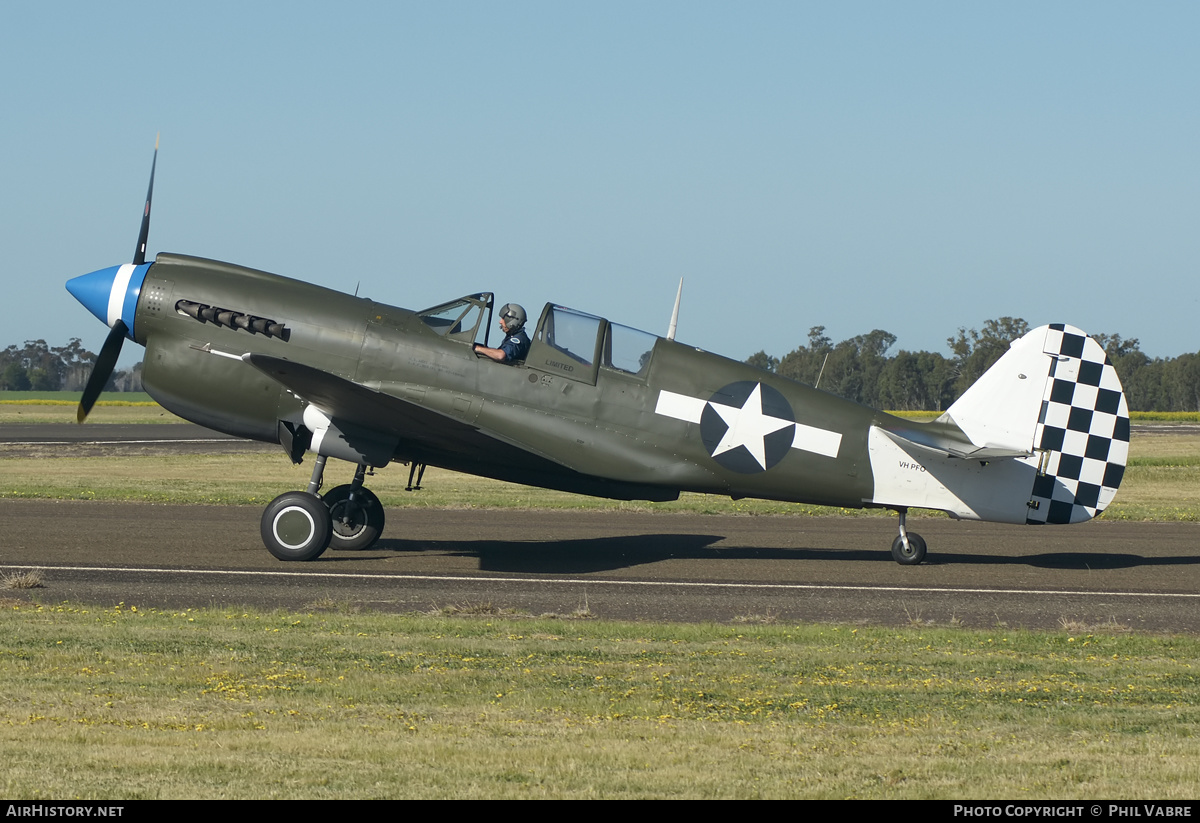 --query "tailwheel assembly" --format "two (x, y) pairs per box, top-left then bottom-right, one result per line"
(891, 508), (927, 565)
